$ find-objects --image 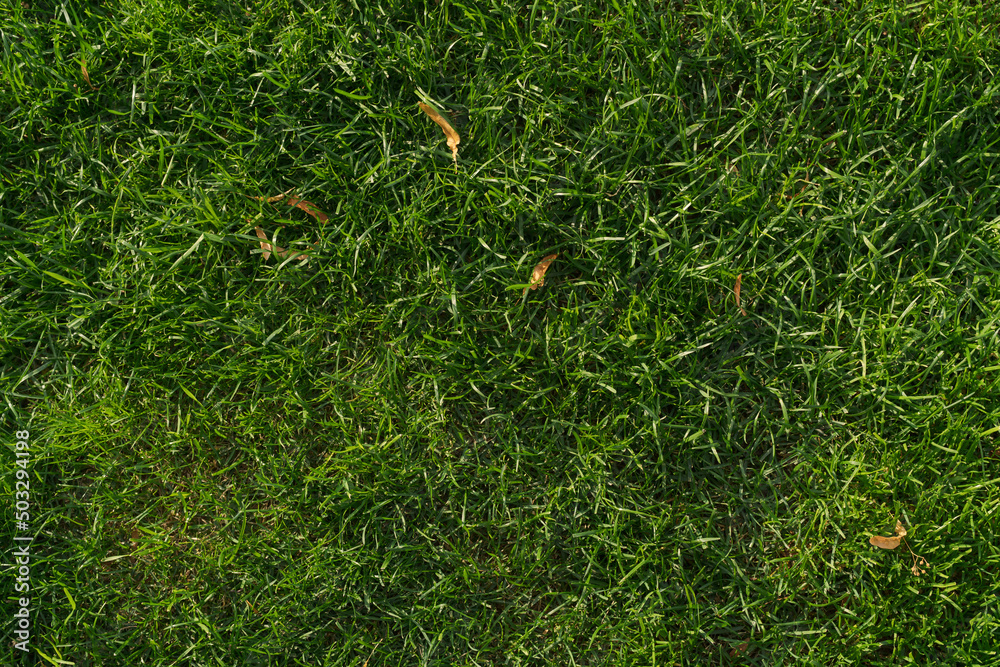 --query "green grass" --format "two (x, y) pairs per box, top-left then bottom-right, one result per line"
(4, 0), (1000, 664)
